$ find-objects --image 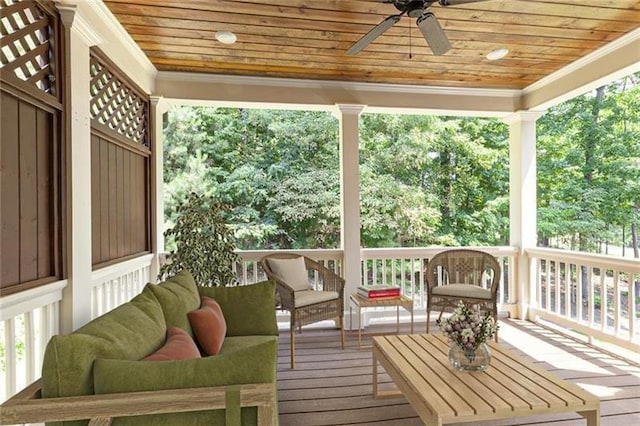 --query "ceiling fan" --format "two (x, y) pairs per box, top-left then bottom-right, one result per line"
(346, 0), (489, 56)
